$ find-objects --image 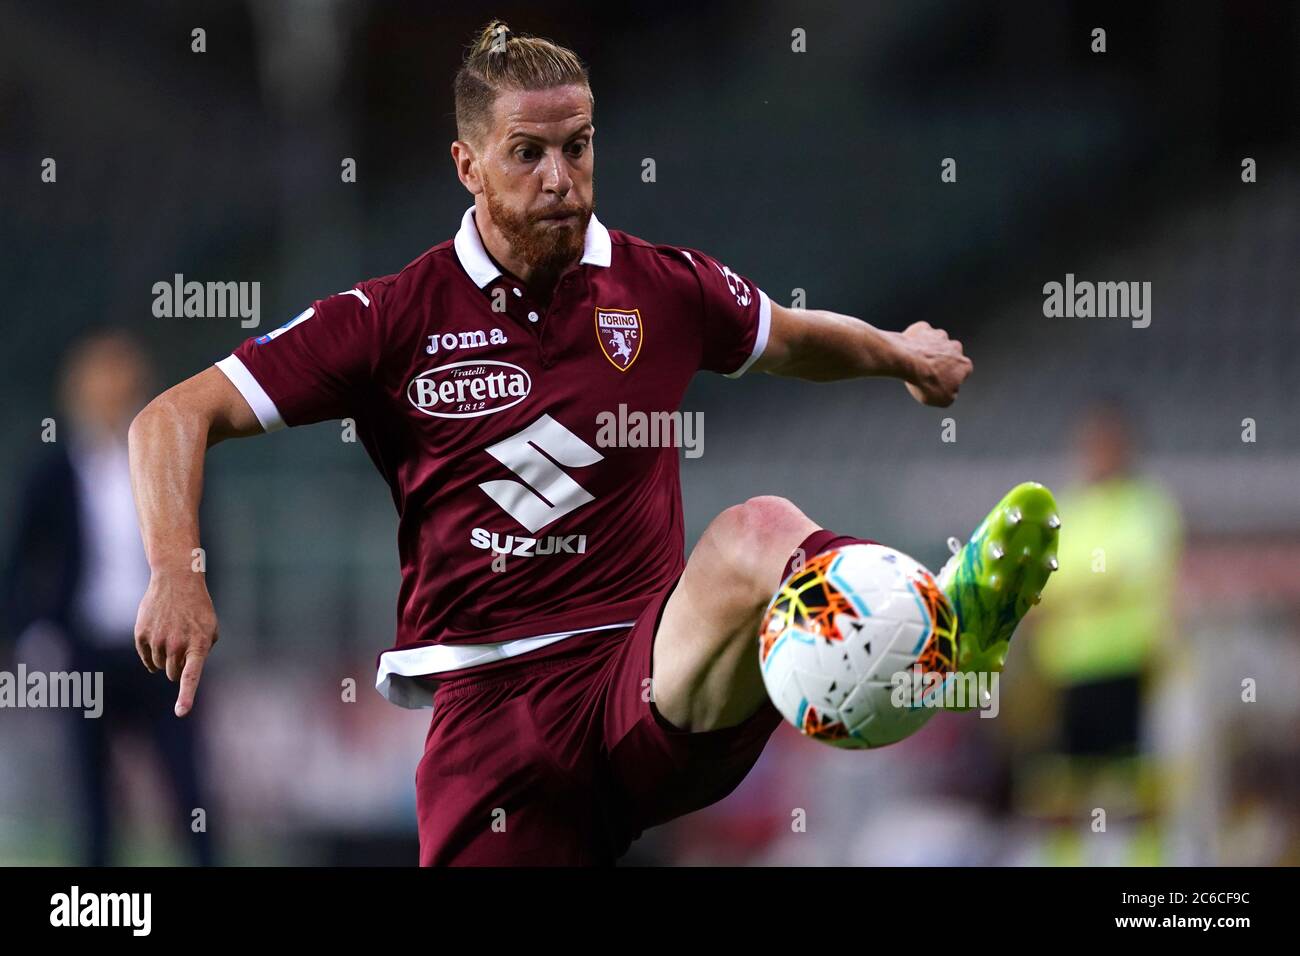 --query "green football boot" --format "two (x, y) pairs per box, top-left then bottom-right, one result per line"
(935, 482), (1060, 708)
